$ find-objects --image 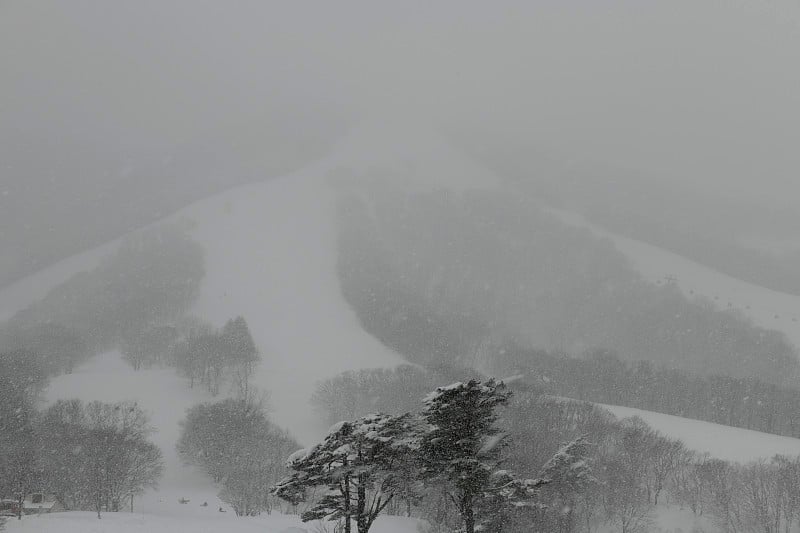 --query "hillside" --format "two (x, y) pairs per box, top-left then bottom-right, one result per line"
(174, 171), (405, 443)
(0, 240), (119, 323)
(1, 121), (491, 444)
(0, 121), (497, 485)
(0, 168), (406, 445)
(549, 207), (800, 348)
